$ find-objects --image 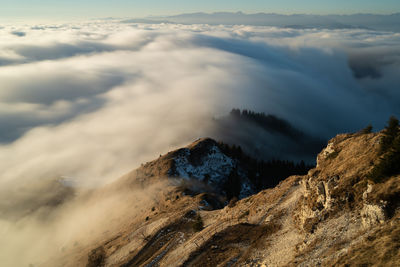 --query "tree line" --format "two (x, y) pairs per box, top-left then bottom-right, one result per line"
(229, 108), (304, 140)
(218, 141), (313, 198)
(369, 116), (400, 182)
